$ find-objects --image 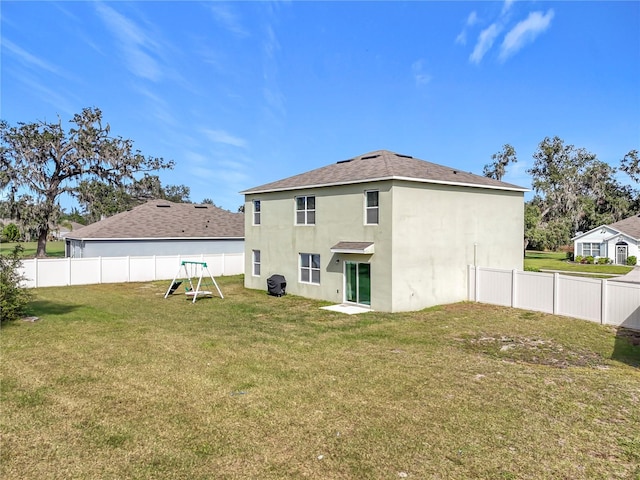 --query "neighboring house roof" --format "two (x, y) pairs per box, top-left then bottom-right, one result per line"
(241, 150), (527, 194)
(573, 213), (640, 242)
(607, 213), (640, 240)
(66, 200), (244, 240)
